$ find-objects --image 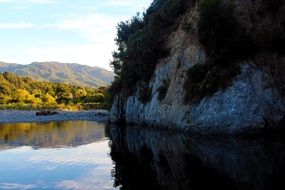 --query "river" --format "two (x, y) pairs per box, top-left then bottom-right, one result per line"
(0, 121), (284, 190)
